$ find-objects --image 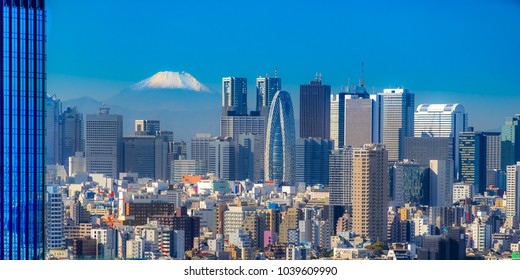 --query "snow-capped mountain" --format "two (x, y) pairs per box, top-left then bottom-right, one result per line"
(130, 71), (211, 92)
